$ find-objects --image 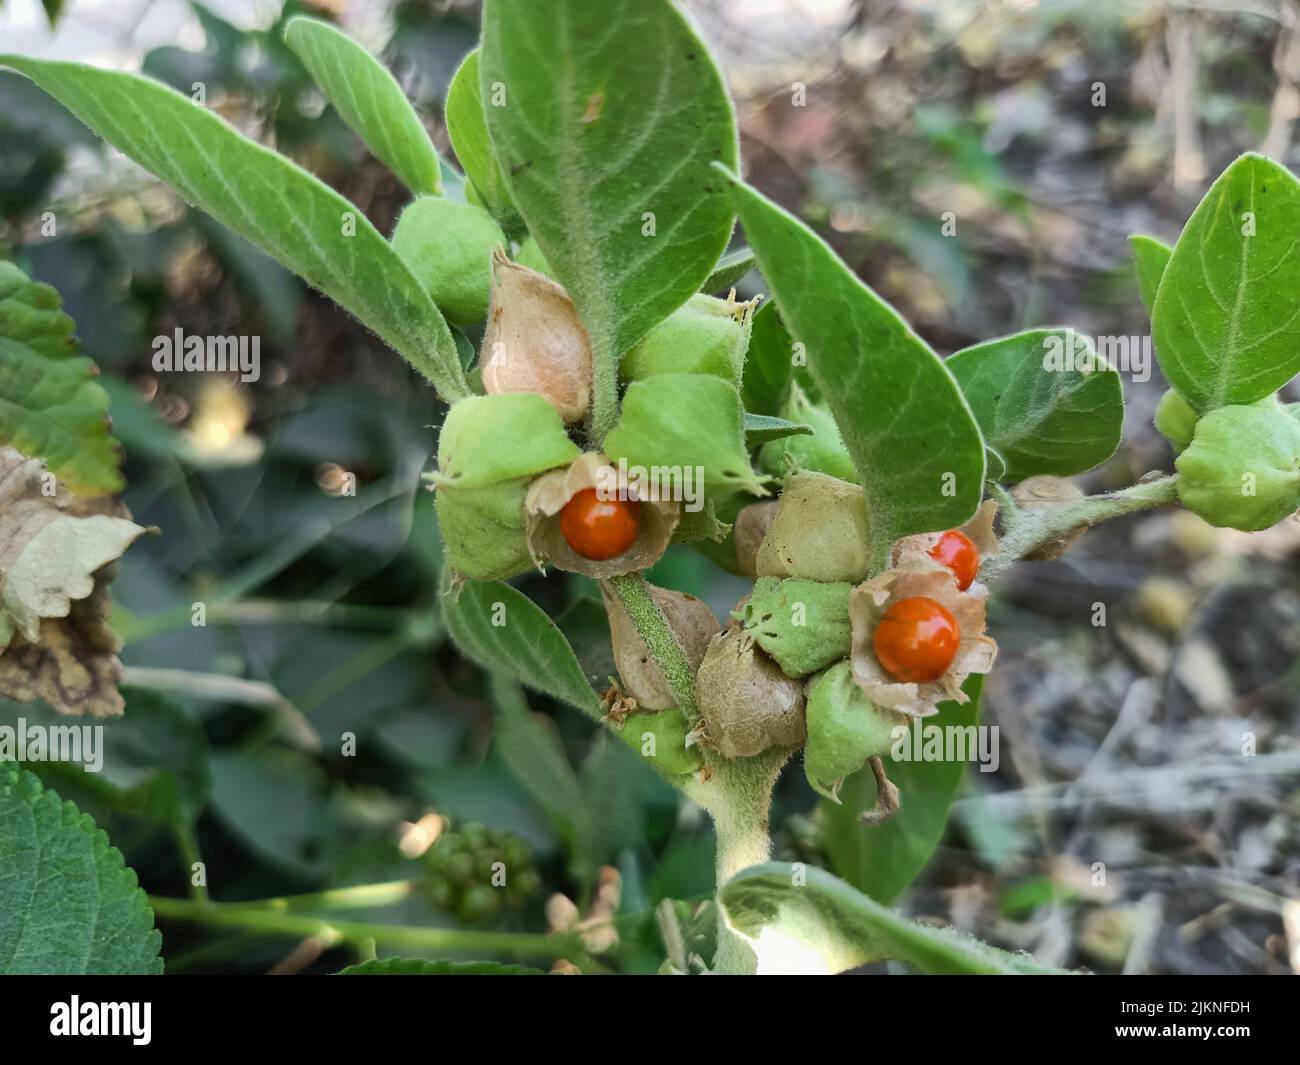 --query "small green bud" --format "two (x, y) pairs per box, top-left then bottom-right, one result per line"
(604, 374), (768, 496)
(432, 393), (579, 491)
(621, 293), (755, 387)
(804, 661), (908, 802)
(614, 707), (704, 777)
(1176, 402), (1300, 530)
(758, 385), (856, 482)
(392, 197), (506, 324)
(435, 478), (533, 581)
(756, 472), (871, 583)
(1154, 389), (1197, 454)
(738, 577), (853, 678)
